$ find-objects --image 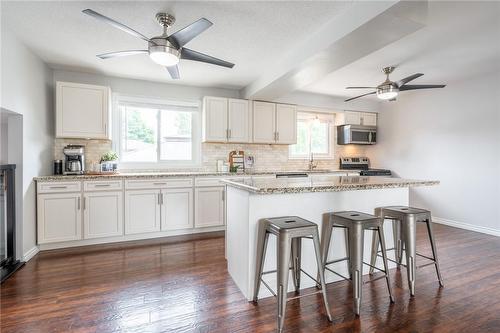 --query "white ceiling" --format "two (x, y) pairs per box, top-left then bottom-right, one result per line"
(1, 1), (351, 89)
(300, 1), (500, 100)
